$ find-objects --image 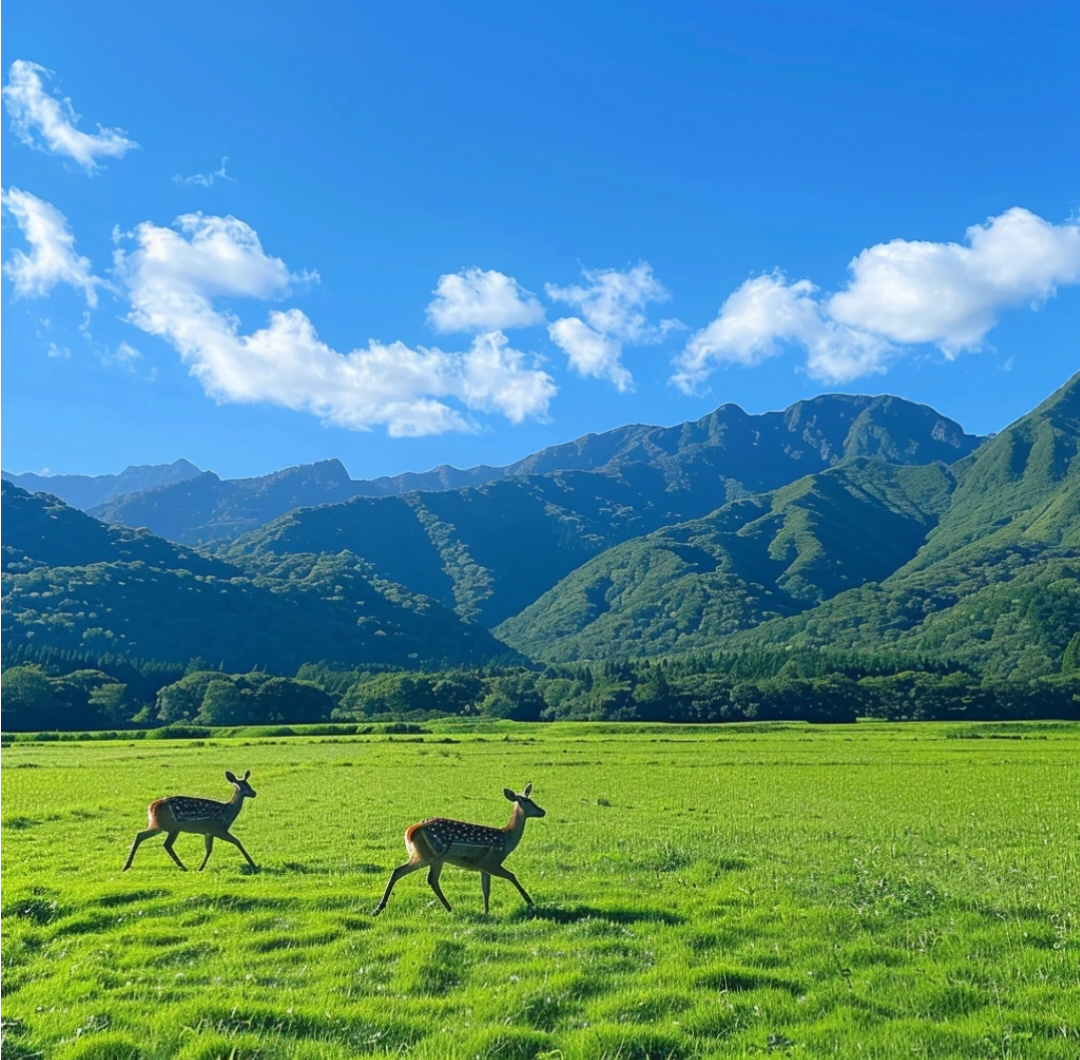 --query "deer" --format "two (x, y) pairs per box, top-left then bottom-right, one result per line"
(372, 783), (546, 916)
(123, 770), (258, 872)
